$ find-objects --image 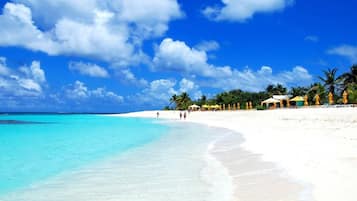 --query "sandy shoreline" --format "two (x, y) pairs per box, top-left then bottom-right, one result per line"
(114, 107), (357, 201)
